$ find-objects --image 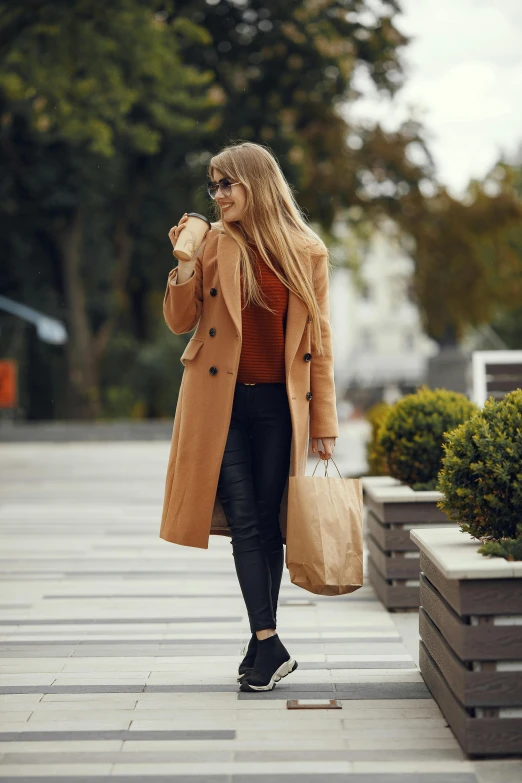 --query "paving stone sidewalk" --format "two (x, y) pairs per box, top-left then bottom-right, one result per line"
(0, 442), (520, 782)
